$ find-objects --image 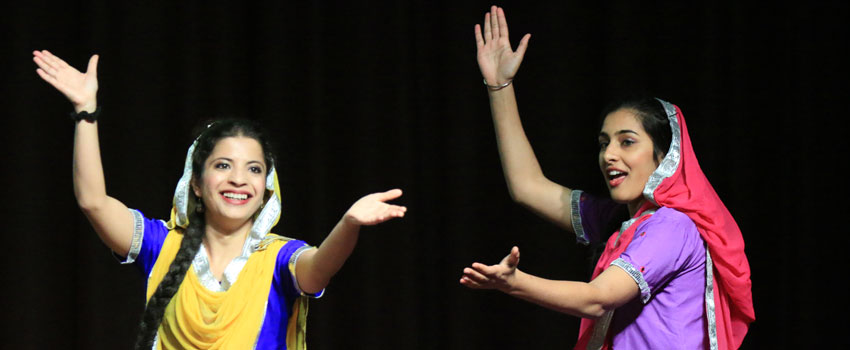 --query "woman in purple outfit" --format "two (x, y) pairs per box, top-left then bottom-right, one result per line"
(459, 6), (754, 349)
